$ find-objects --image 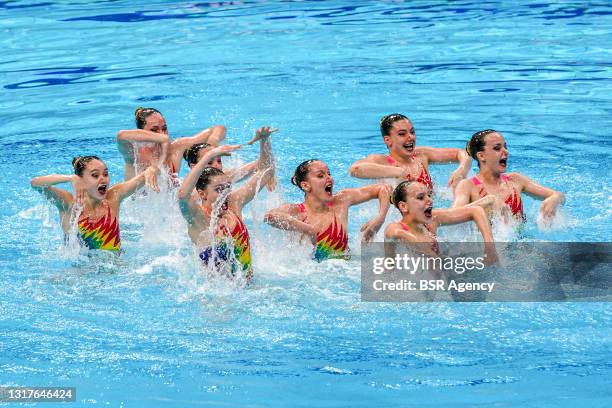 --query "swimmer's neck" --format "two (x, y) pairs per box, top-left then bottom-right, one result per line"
(400, 216), (425, 232)
(477, 167), (503, 184)
(304, 195), (332, 213)
(201, 201), (227, 218)
(84, 195), (104, 208)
